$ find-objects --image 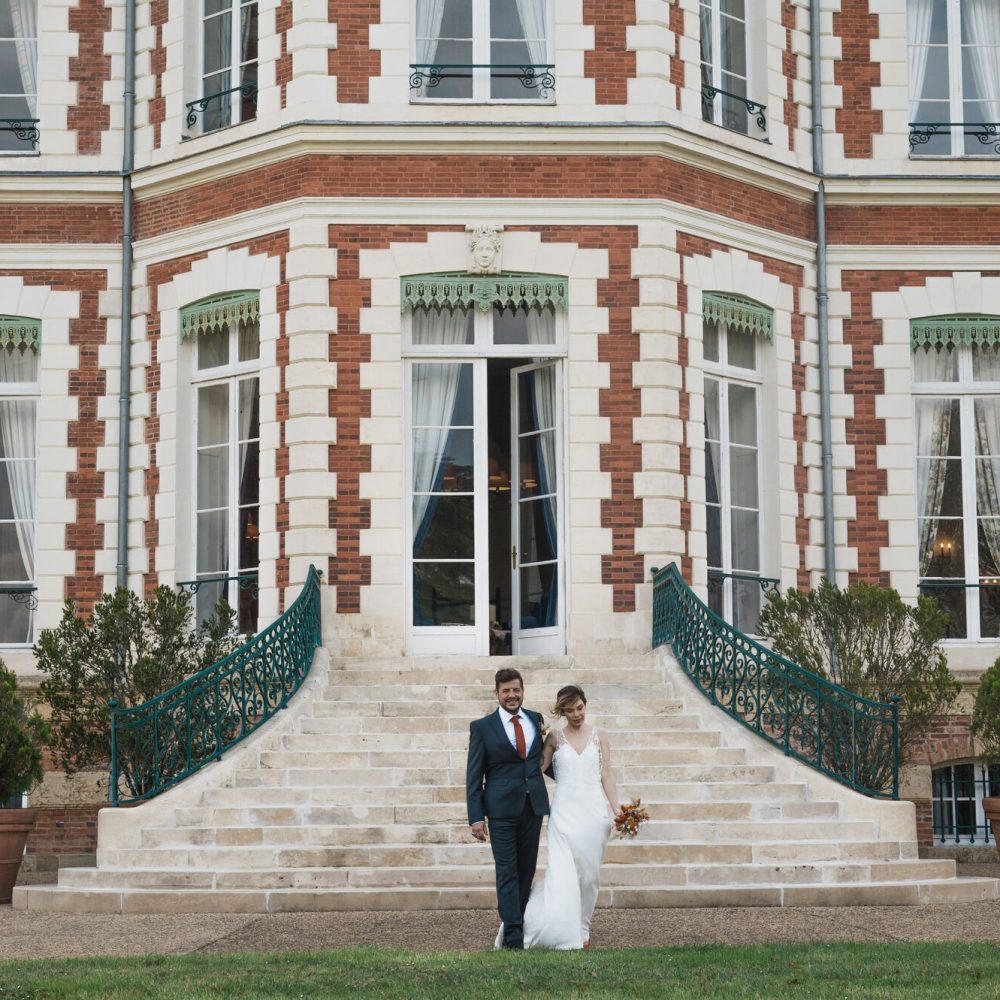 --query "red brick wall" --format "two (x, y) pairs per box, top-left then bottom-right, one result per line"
(0, 205), (120, 244)
(832, 0), (882, 159)
(132, 155), (817, 243)
(327, 2), (381, 104)
(0, 270), (109, 611)
(143, 235), (290, 598)
(827, 205), (1000, 245)
(25, 805), (102, 864)
(668, 1), (685, 110)
(276, 0), (293, 107)
(781, 0), (798, 153)
(149, 0), (168, 149)
(910, 714), (978, 847)
(67, 0), (112, 155)
(583, 0), (638, 105)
